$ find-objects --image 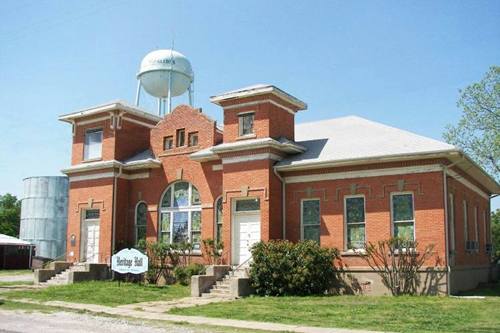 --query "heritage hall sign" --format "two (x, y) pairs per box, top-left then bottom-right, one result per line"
(111, 248), (148, 274)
